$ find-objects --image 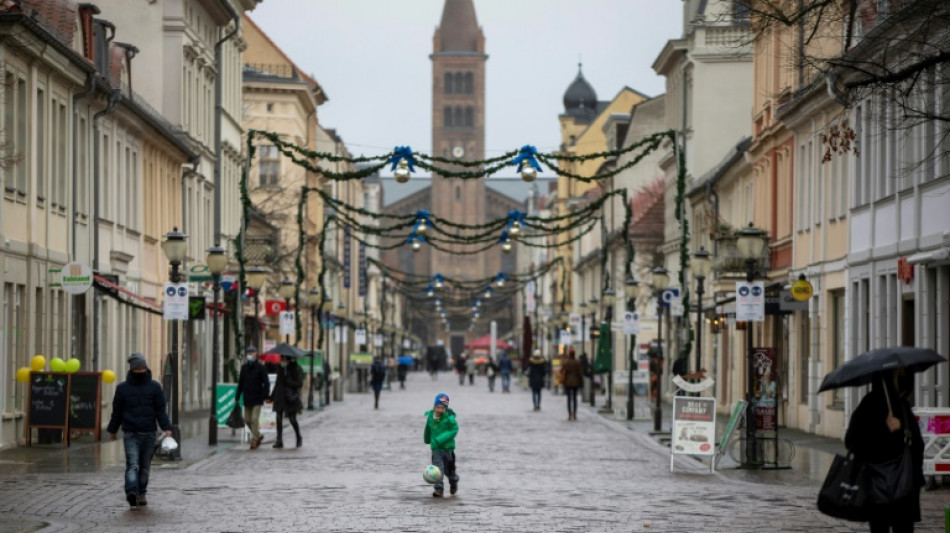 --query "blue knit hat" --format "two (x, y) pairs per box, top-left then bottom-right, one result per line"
(434, 393), (450, 407)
